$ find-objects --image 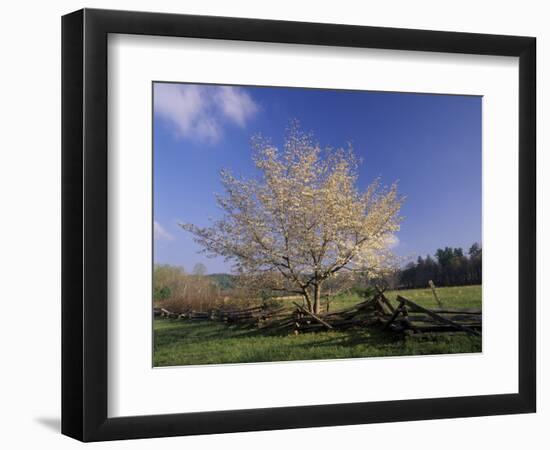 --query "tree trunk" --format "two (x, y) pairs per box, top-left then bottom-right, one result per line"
(303, 290), (312, 312)
(313, 283), (322, 315)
